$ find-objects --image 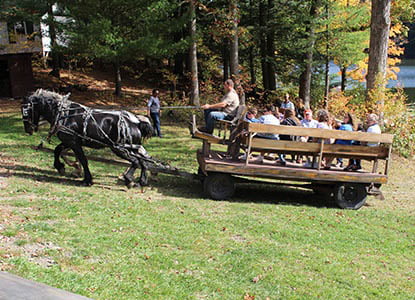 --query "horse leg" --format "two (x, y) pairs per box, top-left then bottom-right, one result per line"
(61, 149), (83, 178)
(136, 145), (151, 186)
(70, 145), (93, 186)
(54, 143), (67, 175)
(118, 166), (131, 181)
(111, 147), (140, 188)
(124, 163), (139, 189)
(138, 159), (149, 186)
